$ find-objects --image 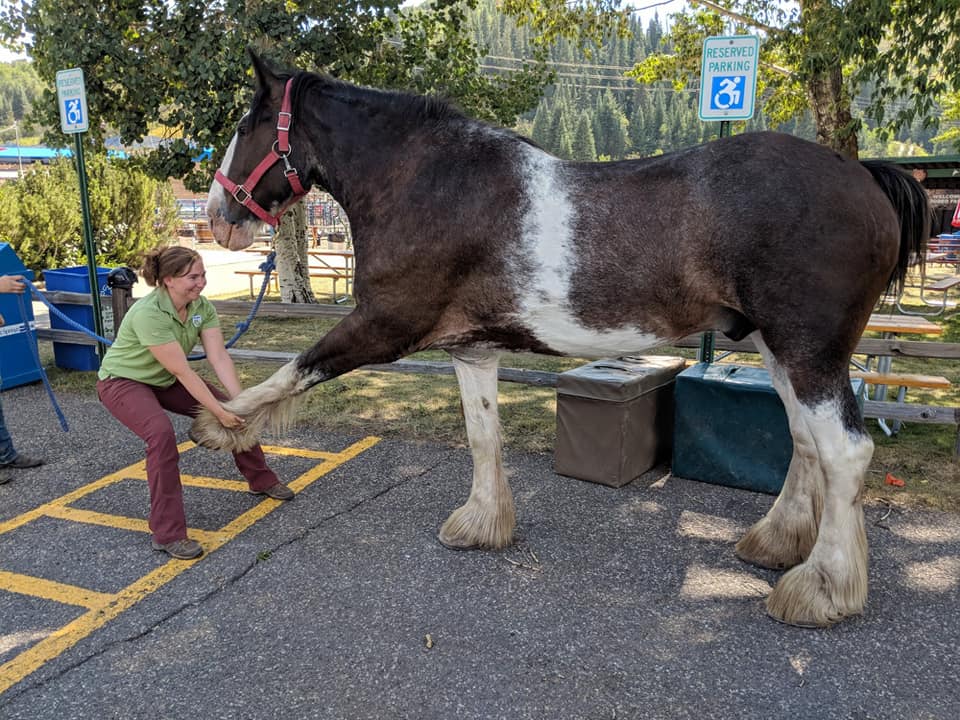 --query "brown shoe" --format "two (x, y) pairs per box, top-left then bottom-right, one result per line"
(249, 483), (294, 501)
(152, 538), (204, 559)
